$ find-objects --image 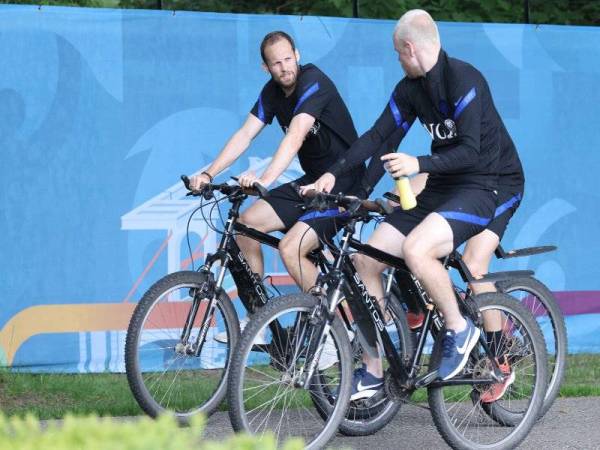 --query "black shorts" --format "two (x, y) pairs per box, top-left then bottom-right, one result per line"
(384, 186), (497, 249)
(486, 187), (524, 240)
(263, 175), (356, 246)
